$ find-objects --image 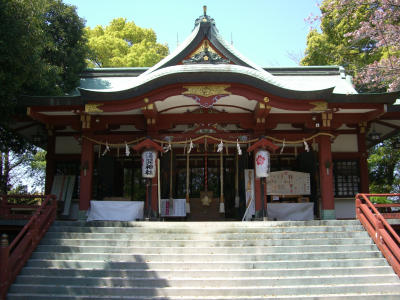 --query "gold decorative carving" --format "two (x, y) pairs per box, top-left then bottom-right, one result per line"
(183, 85), (231, 97)
(147, 103), (154, 110)
(310, 101), (328, 111)
(27, 107), (31, 116)
(259, 103), (265, 109)
(189, 40), (218, 57)
(264, 97), (270, 103)
(144, 98), (149, 104)
(85, 103), (103, 113)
